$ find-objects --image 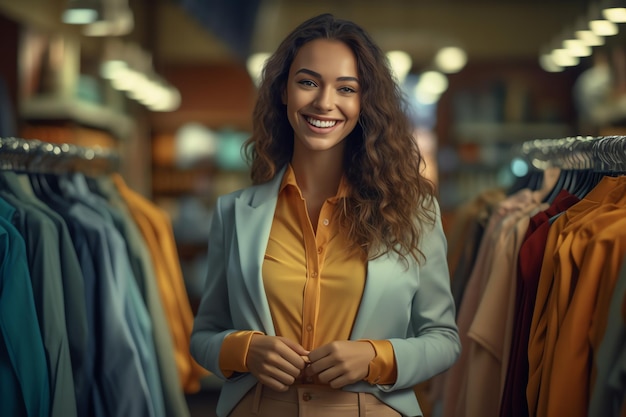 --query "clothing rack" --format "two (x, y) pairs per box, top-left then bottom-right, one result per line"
(0, 136), (120, 175)
(517, 135), (626, 172)
(0, 135), (203, 417)
(439, 135), (626, 417)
